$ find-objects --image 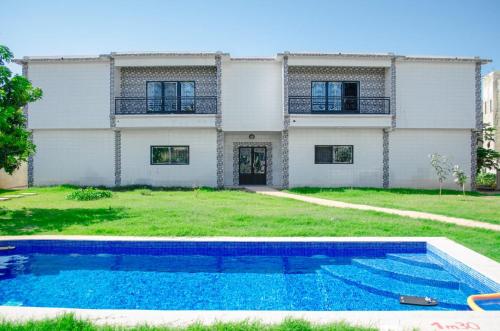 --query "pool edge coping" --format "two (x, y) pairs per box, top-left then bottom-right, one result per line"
(0, 307), (499, 331)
